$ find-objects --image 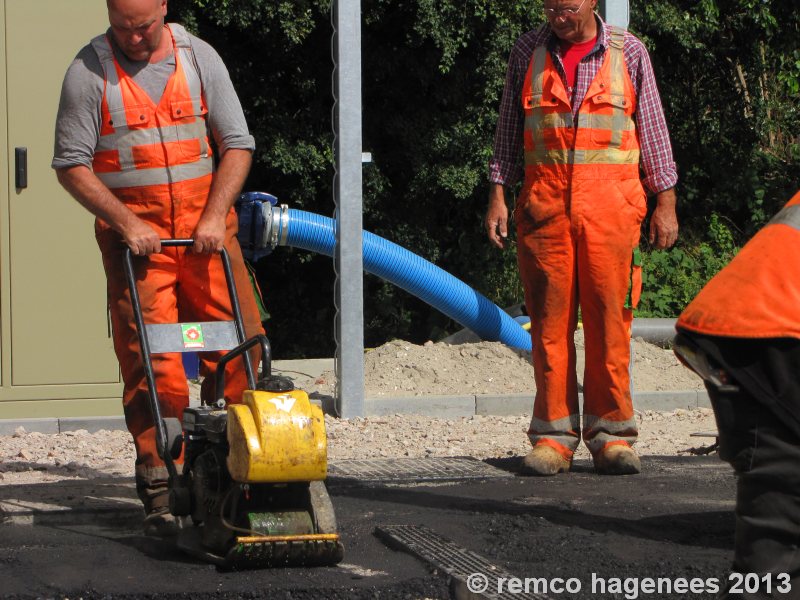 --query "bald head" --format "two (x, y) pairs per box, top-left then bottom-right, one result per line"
(107, 0), (168, 62)
(107, 0), (164, 11)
